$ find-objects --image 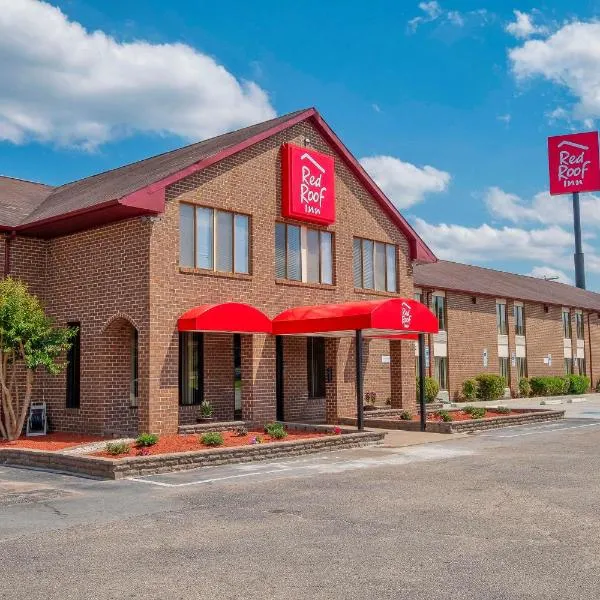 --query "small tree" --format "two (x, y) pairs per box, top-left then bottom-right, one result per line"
(0, 278), (75, 440)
